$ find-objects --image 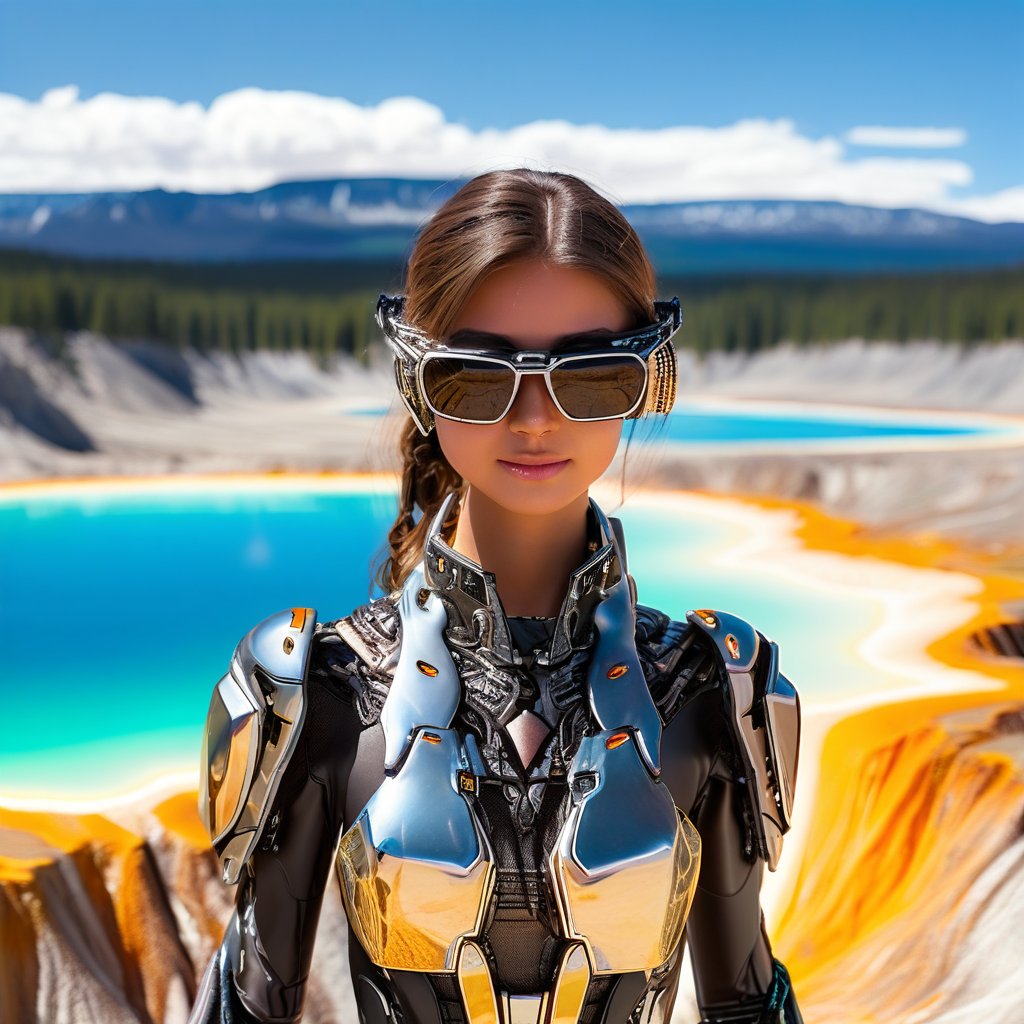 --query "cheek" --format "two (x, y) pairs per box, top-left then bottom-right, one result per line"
(434, 418), (496, 481)
(580, 421), (624, 467)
